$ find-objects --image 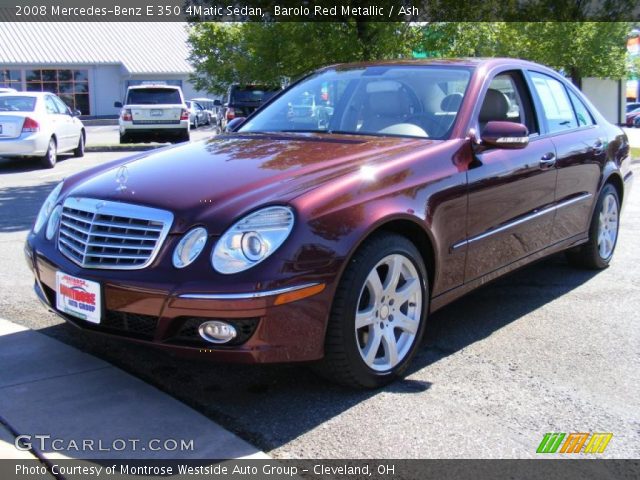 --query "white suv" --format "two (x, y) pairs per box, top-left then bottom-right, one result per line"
(115, 84), (189, 144)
